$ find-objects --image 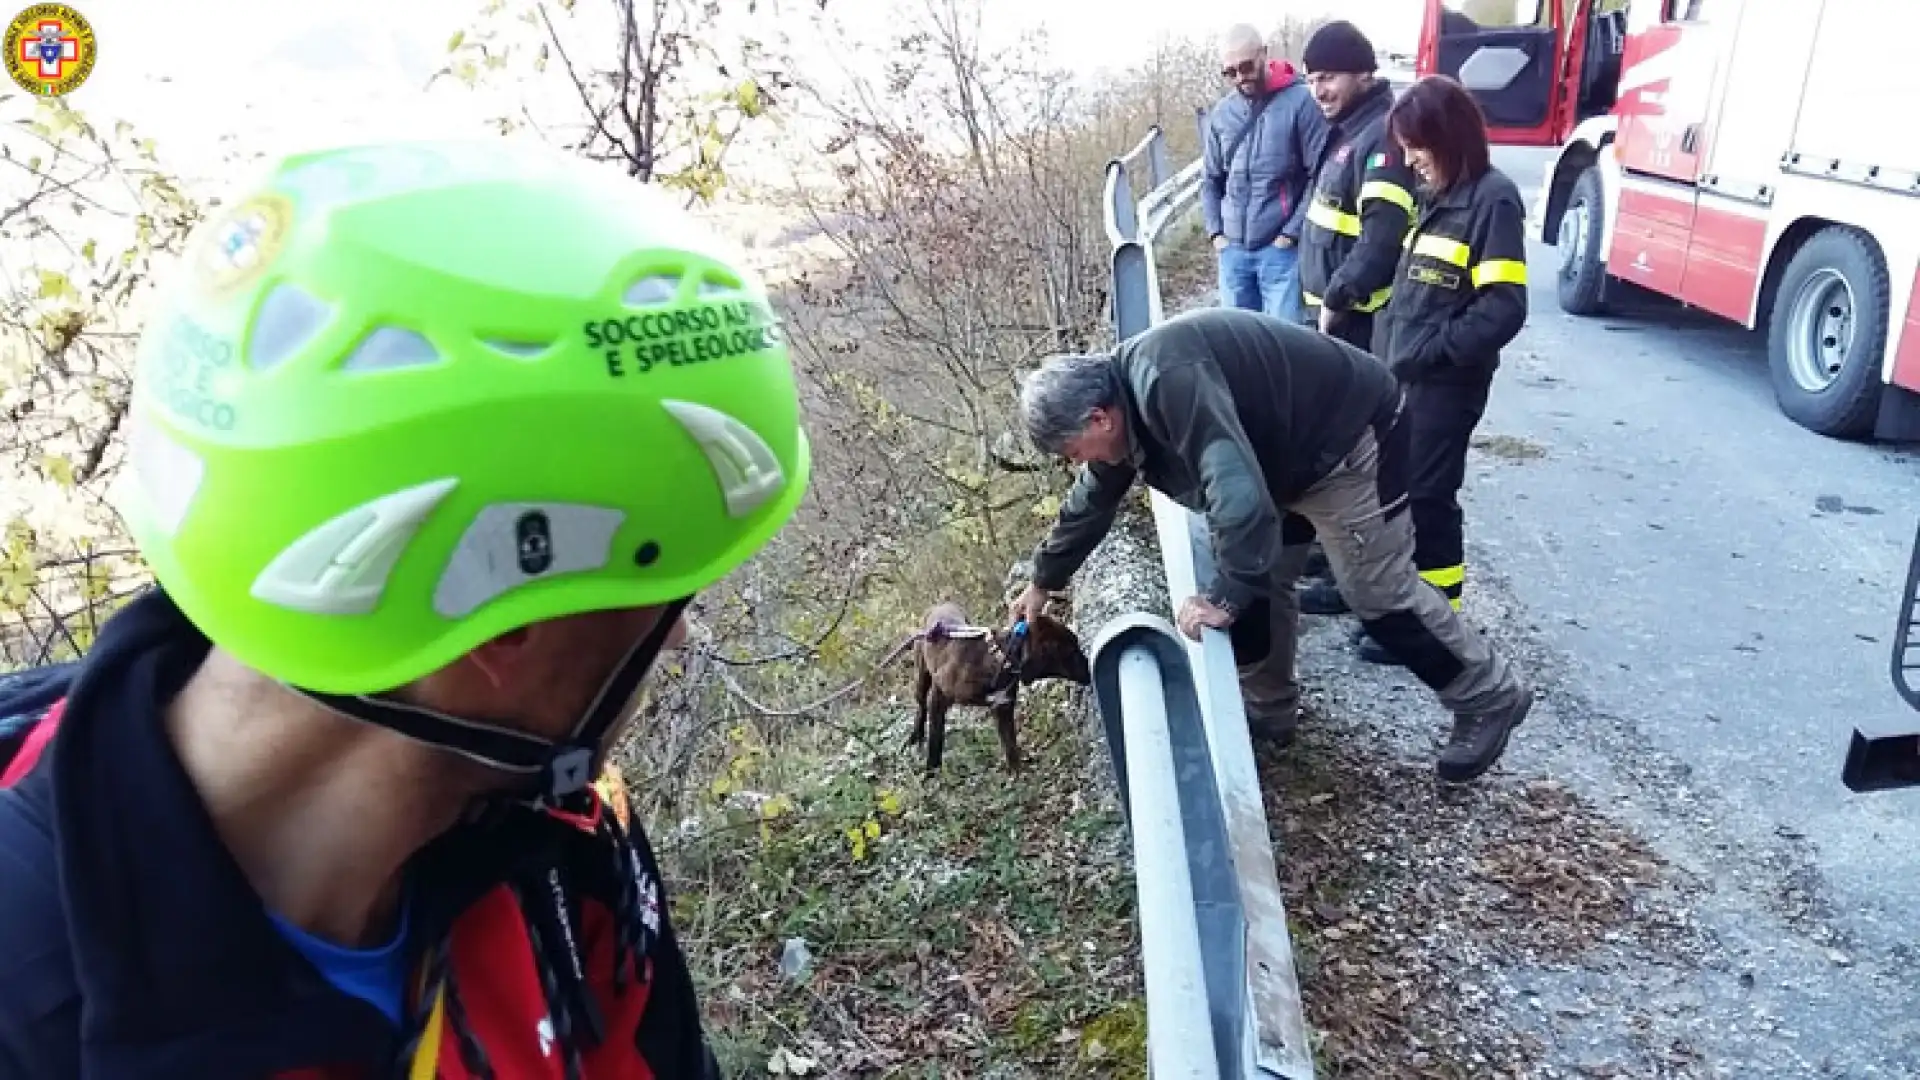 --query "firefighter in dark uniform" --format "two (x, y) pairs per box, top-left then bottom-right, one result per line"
(1359, 73), (1530, 666)
(1295, 21), (1420, 621)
